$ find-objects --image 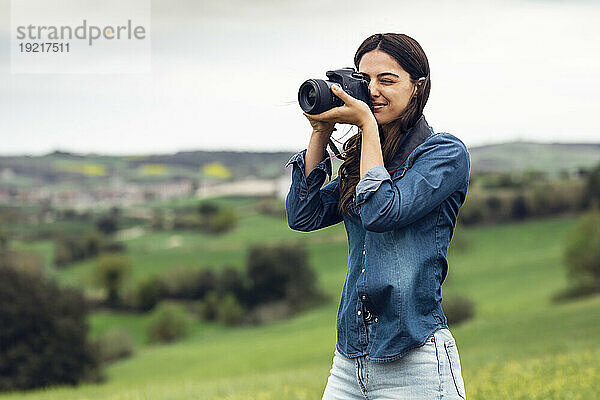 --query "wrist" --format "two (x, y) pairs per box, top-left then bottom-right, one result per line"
(311, 129), (333, 143)
(357, 114), (378, 132)
(309, 131), (331, 153)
